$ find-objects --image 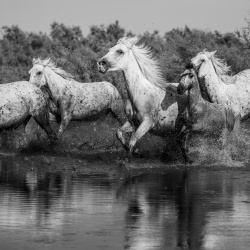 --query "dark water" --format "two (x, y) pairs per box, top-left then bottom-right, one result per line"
(0, 155), (250, 250)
